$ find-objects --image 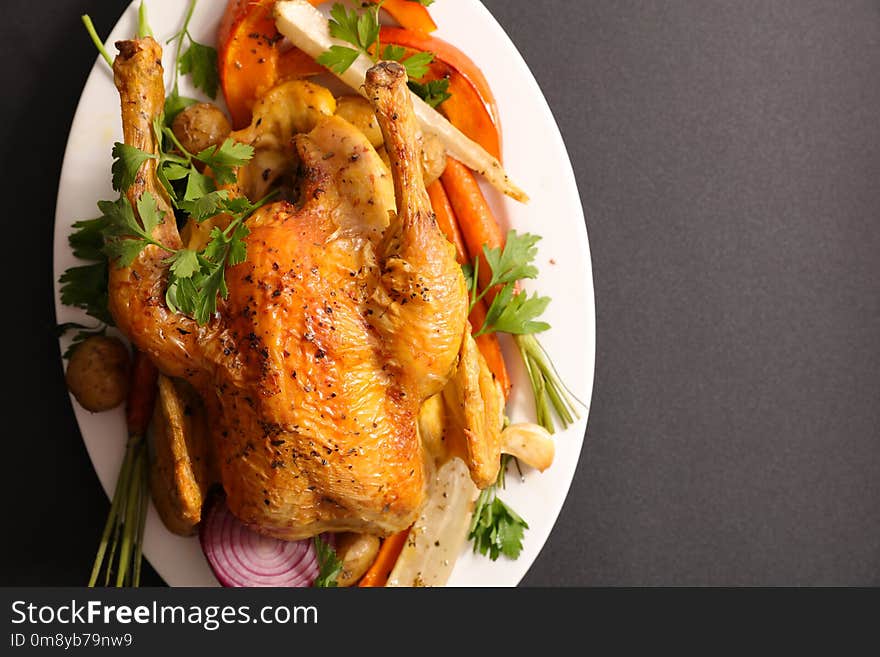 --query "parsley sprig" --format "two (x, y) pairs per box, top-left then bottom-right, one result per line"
(165, 0), (219, 122)
(463, 230), (581, 433)
(468, 455), (528, 561)
(316, 2), (451, 108)
(106, 128), (263, 324)
(463, 230), (551, 337)
(313, 536), (344, 587)
(64, 0), (259, 331)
